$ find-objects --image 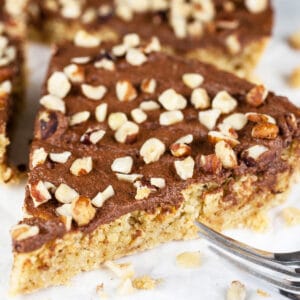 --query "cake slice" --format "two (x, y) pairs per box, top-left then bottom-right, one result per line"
(0, 0), (26, 182)
(27, 0), (273, 77)
(10, 32), (300, 295)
